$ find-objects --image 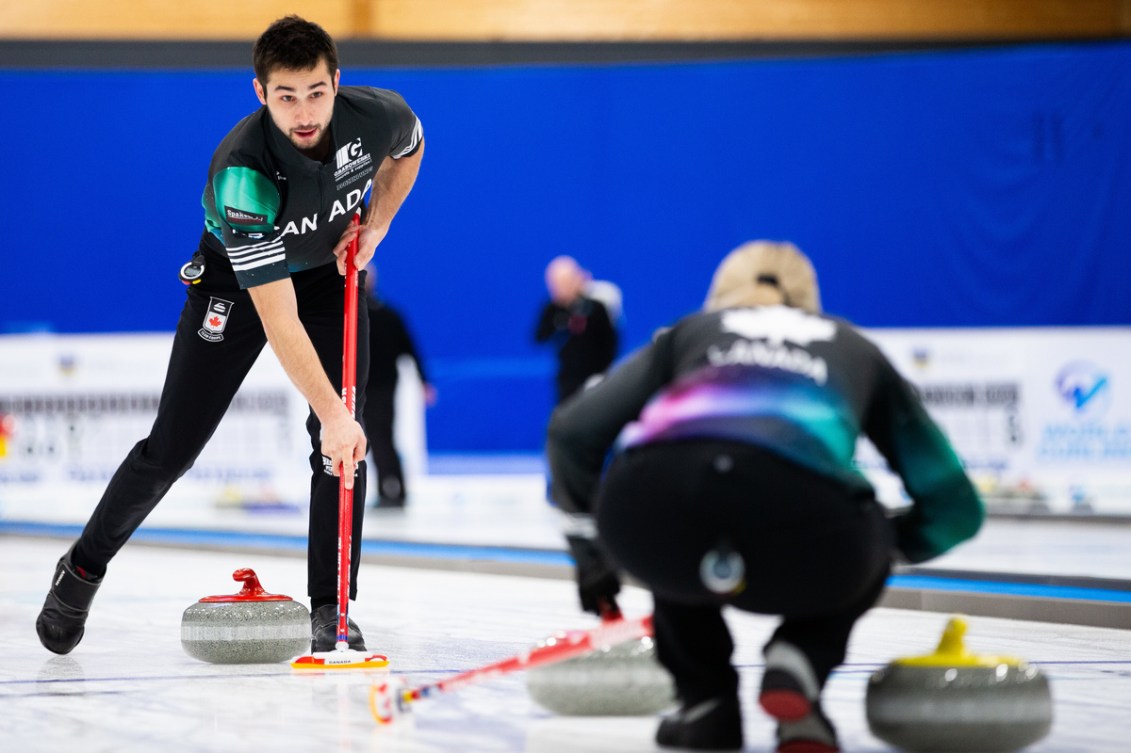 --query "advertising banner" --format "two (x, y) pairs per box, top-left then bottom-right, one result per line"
(0, 334), (426, 518)
(1, 329), (1127, 516)
(864, 327), (1131, 514)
